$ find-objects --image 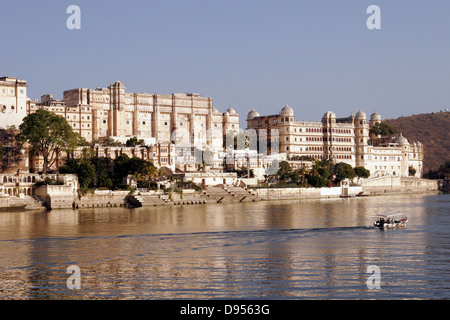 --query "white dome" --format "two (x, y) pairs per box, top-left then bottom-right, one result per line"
(226, 107), (237, 115)
(355, 109), (367, 119)
(247, 107), (260, 120)
(280, 103), (294, 116)
(397, 134), (409, 145)
(370, 110), (382, 121)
